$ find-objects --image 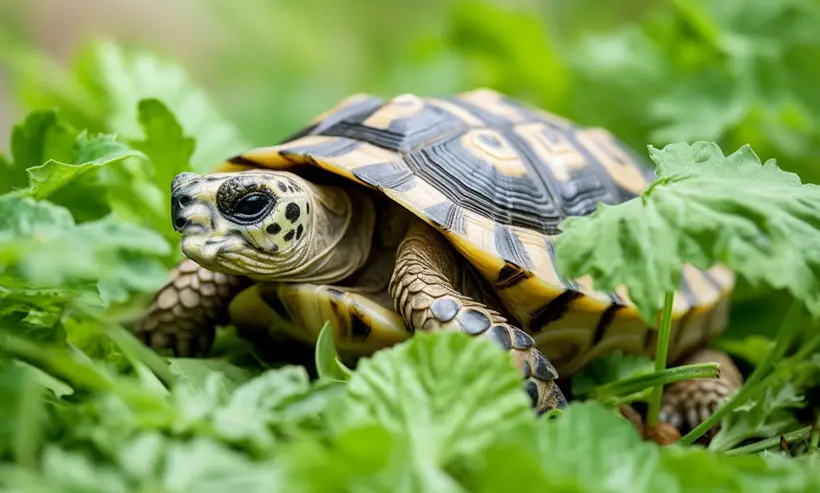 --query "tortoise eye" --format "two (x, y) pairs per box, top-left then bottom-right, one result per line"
(233, 193), (274, 222)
